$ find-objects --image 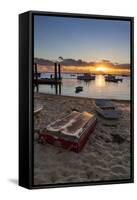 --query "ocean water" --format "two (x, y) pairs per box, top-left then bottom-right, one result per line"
(36, 73), (130, 100)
